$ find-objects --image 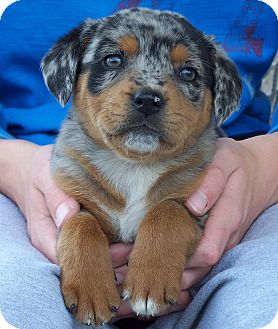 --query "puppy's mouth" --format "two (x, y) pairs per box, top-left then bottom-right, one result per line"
(113, 111), (165, 136)
(107, 121), (165, 154)
(117, 123), (162, 137)
(124, 125), (161, 154)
